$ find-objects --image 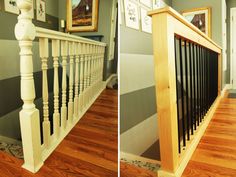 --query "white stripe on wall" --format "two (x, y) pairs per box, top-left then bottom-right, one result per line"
(120, 53), (155, 95)
(120, 113), (159, 155)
